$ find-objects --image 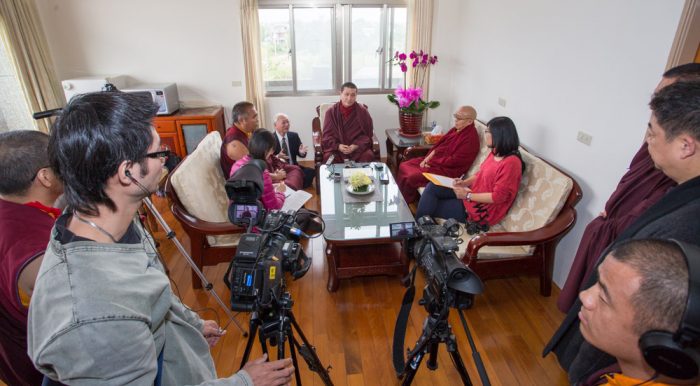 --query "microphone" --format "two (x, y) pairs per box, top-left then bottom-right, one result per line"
(325, 154), (335, 167)
(125, 170), (153, 197)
